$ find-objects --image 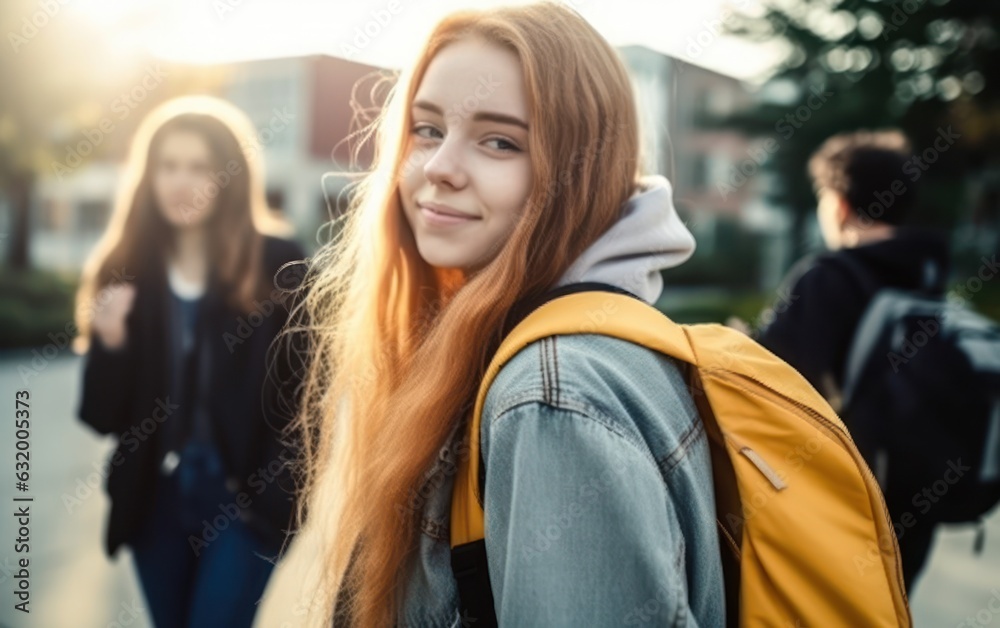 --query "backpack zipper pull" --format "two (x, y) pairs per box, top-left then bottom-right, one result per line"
(739, 447), (788, 491)
(726, 433), (788, 491)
